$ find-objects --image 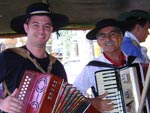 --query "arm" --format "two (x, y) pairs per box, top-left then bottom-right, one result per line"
(74, 65), (114, 112)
